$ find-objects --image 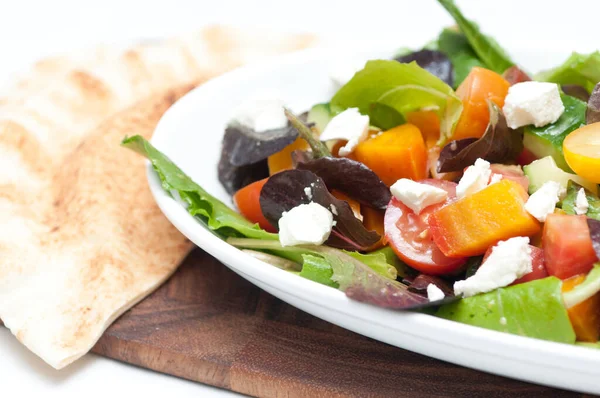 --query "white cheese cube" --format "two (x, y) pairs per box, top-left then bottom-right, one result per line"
(525, 181), (564, 222)
(232, 94), (287, 132)
(329, 60), (366, 88)
(454, 237), (532, 297)
(319, 108), (370, 157)
(503, 82), (564, 129)
(456, 158), (492, 199)
(575, 188), (589, 215)
(390, 179), (448, 214)
(427, 284), (445, 302)
(278, 203), (333, 247)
